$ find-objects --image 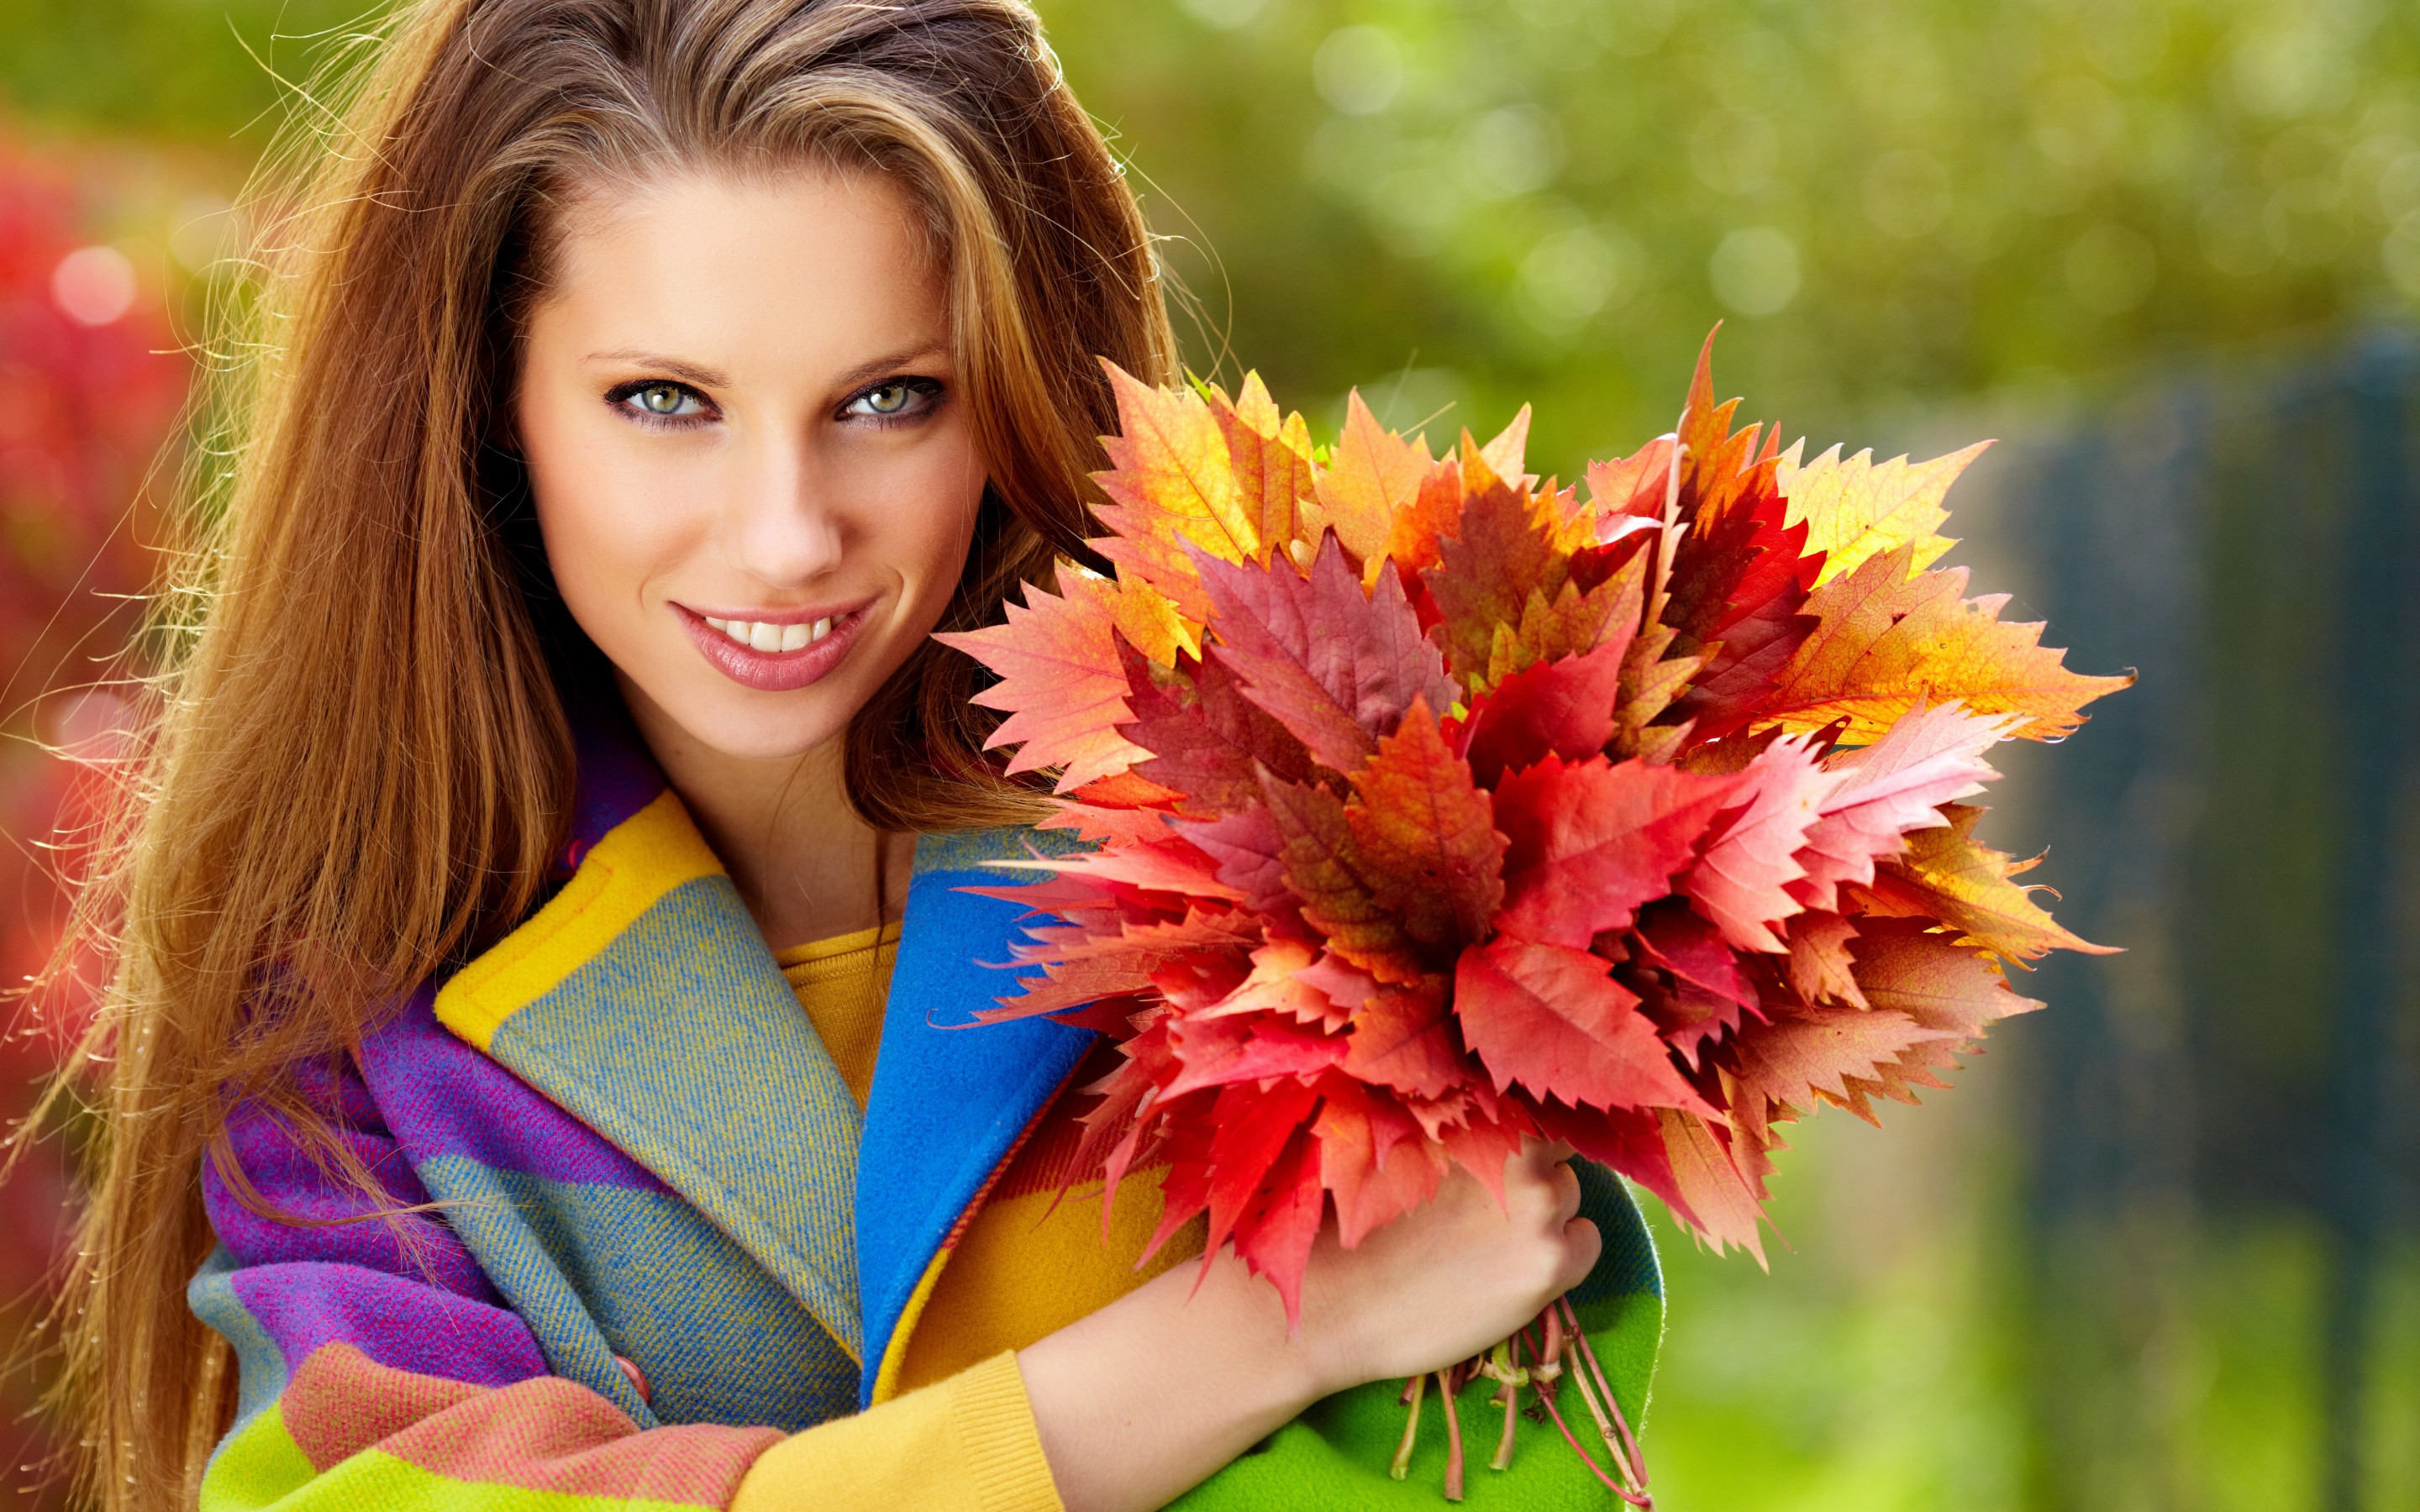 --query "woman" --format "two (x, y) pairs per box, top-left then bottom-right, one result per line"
(60, 2), (1663, 1509)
